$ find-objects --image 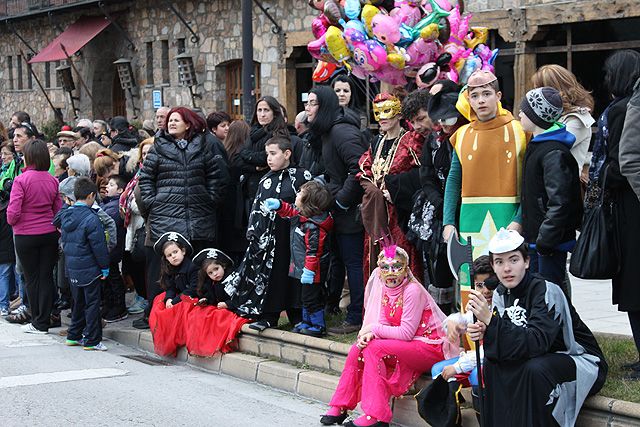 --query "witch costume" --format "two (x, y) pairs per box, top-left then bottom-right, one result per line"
(484, 274), (607, 426)
(223, 167), (310, 318)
